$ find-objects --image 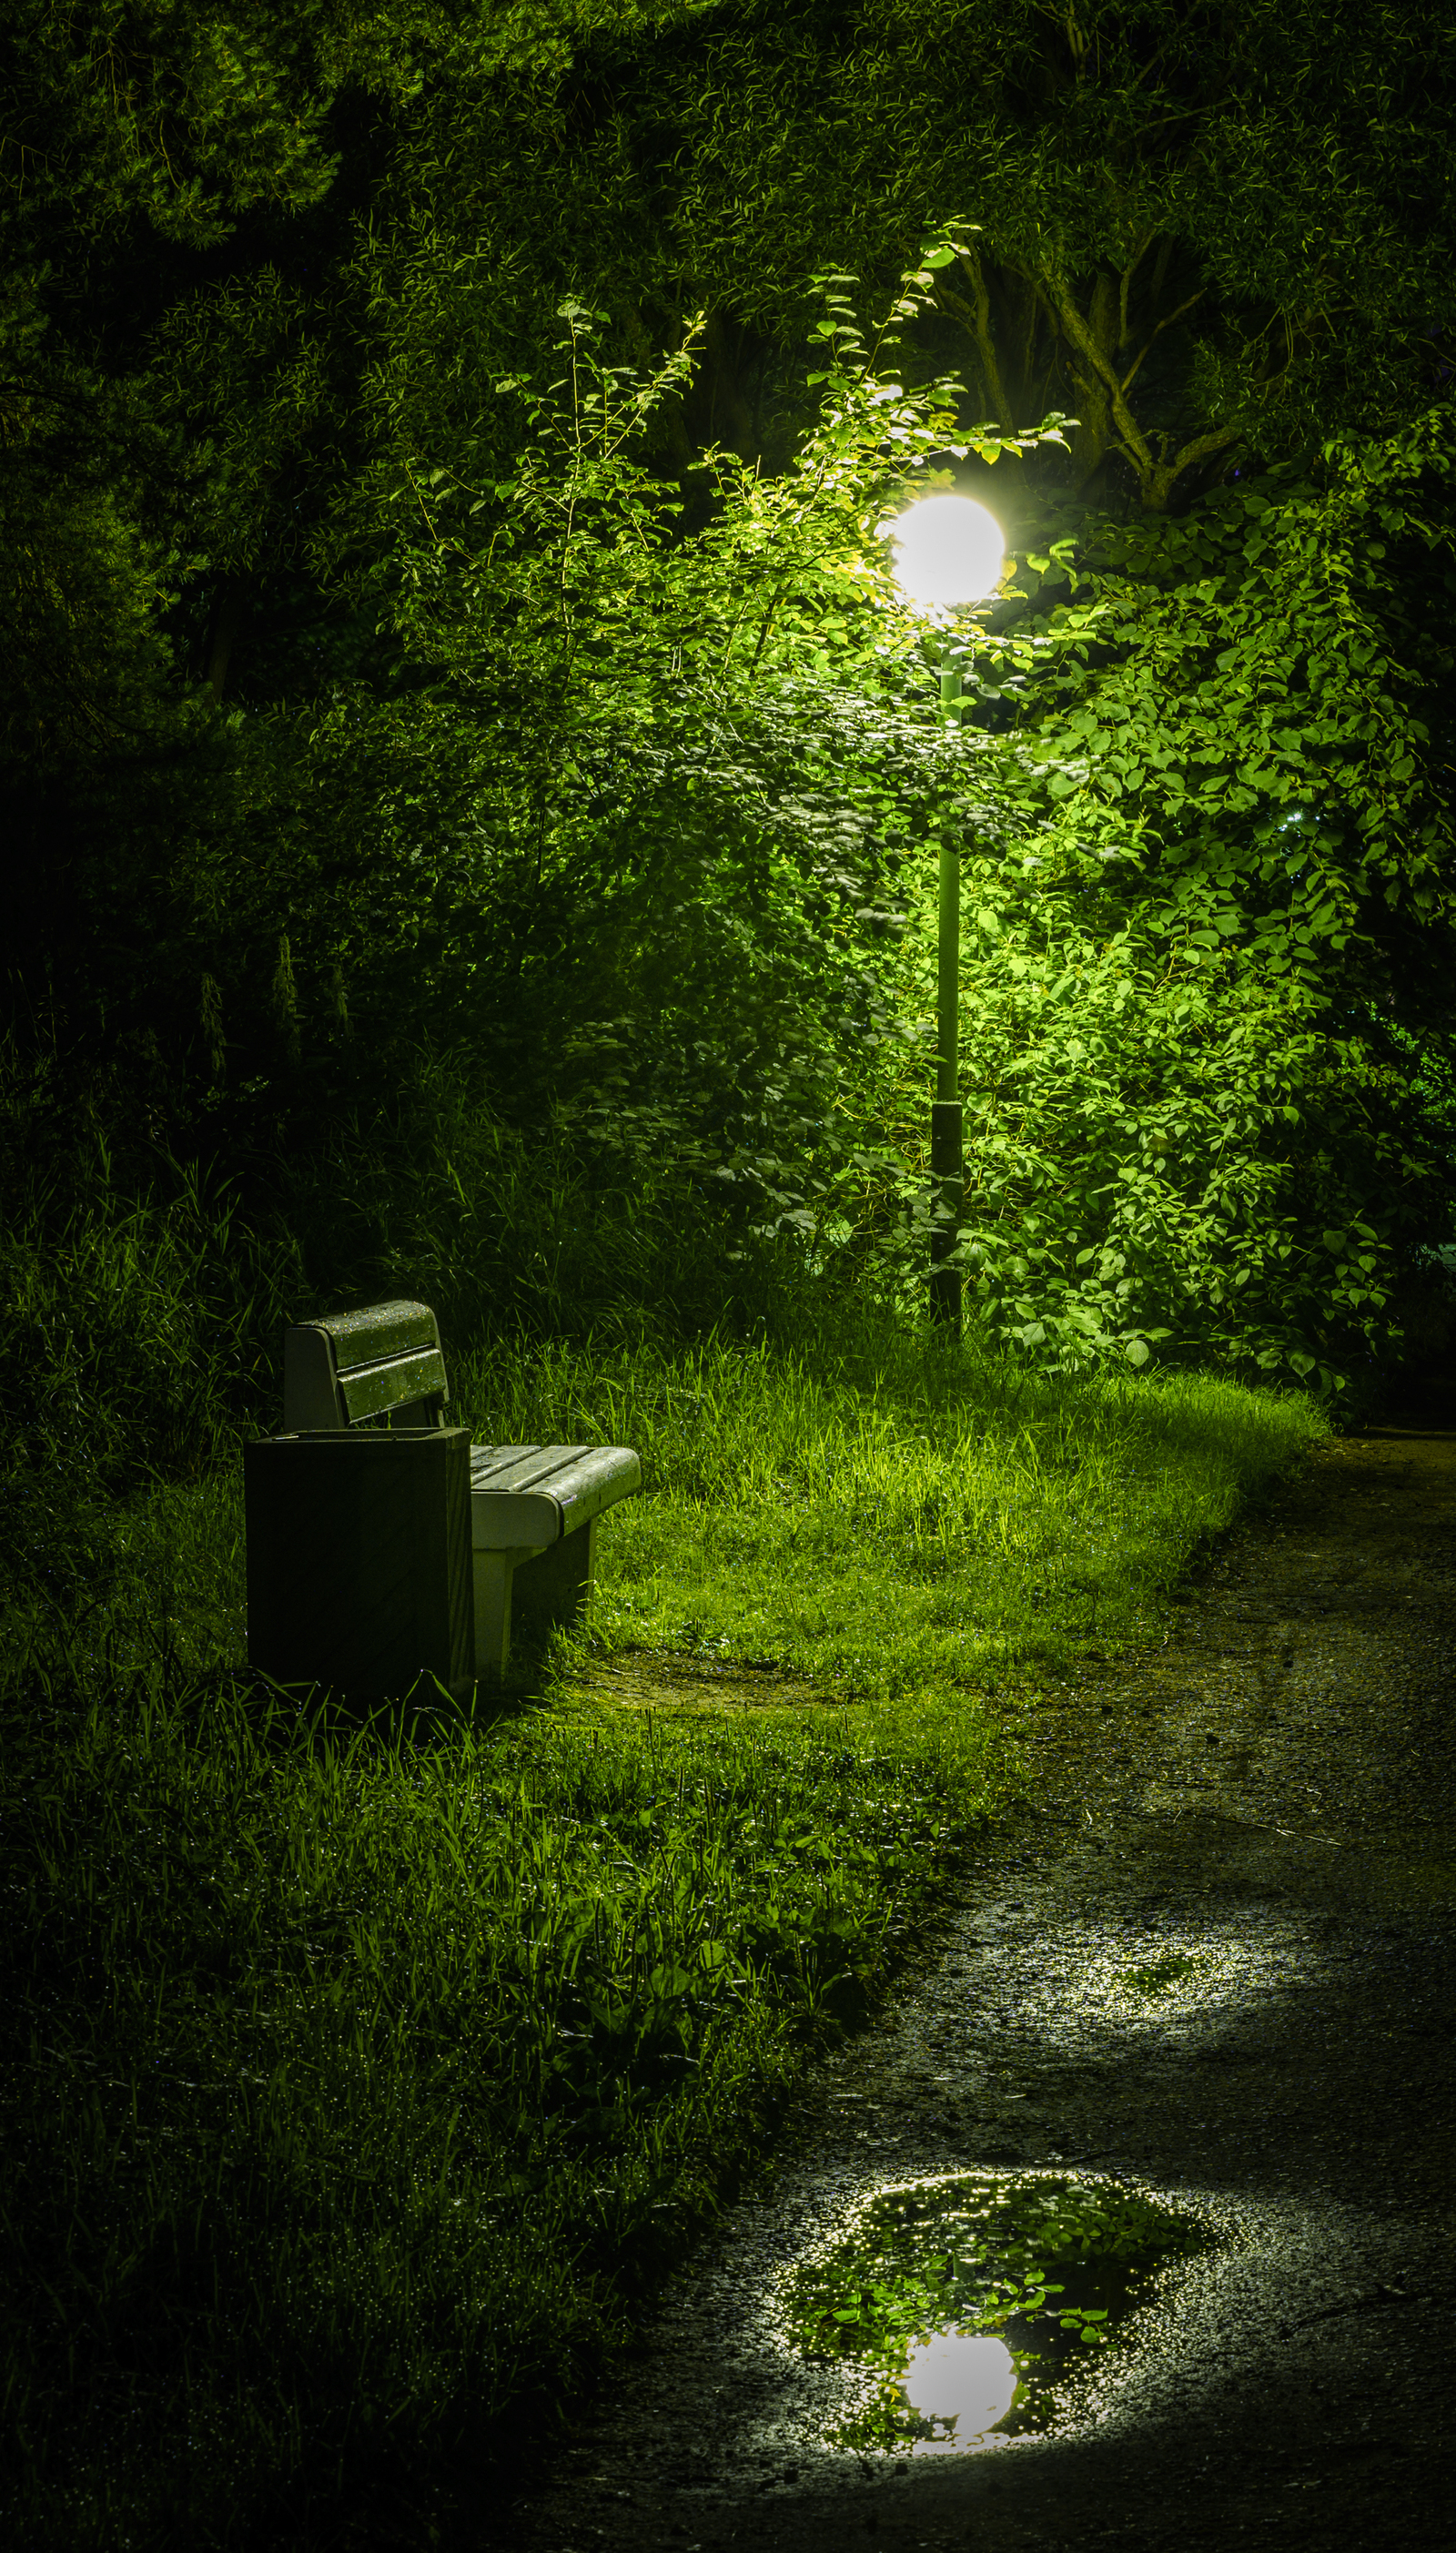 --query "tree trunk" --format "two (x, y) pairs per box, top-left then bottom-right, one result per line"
(1039, 258), (1241, 510)
(946, 244), (1016, 428)
(703, 308), (760, 459)
(1064, 267), (1118, 492)
(203, 579), (244, 704)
